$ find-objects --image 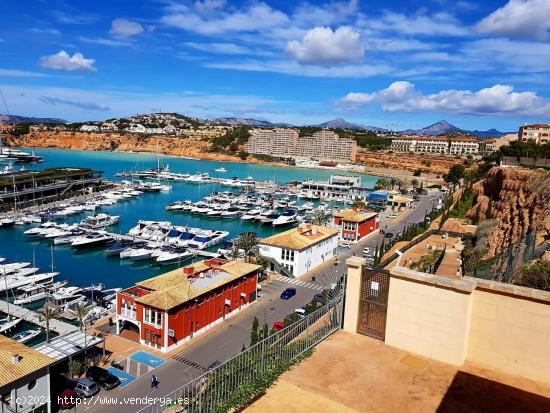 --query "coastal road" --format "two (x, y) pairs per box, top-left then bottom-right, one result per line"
(85, 191), (443, 412)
